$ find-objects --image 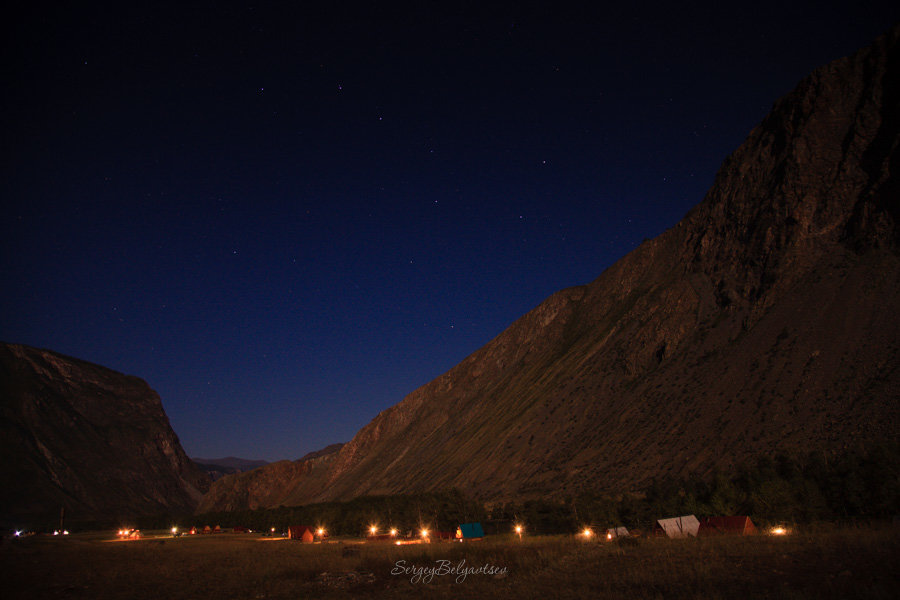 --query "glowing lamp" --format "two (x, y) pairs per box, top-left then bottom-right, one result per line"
(582, 528), (594, 538)
(389, 528), (398, 537)
(317, 528), (325, 536)
(369, 525), (378, 535)
(420, 528), (429, 538)
(771, 527), (787, 535)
